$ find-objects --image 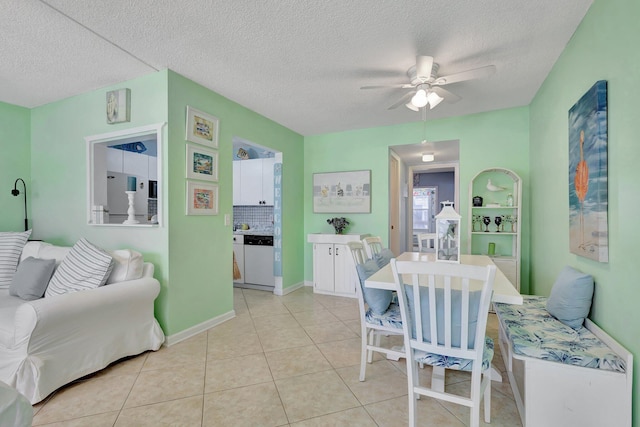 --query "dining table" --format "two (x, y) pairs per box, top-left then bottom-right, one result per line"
(364, 251), (523, 305)
(364, 251), (523, 384)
